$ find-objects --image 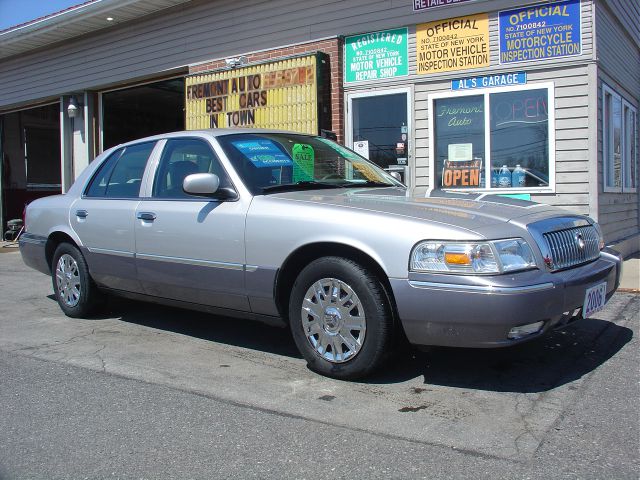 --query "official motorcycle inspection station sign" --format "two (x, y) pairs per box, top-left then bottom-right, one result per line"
(417, 14), (489, 75)
(499, 0), (582, 64)
(345, 28), (408, 82)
